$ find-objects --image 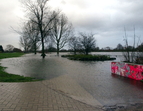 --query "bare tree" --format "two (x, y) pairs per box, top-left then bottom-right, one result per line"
(5, 44), (15, 52)
(25, 21), (40, 54)
(123, 27), (137, 63)
(19, 21), (40, 53)
(116, 43), (123, 50)
(20, 35), (31, 52)
(44, 35), (56, 52)
(122, 26), (143, 64)
(79, 32), (96, 55)
(69, 36), (81, 55)
(123, 27), (130, 62)
(22, 0), (59, 58)
(51, 14), (73, 56)
(131, 27), (136, 62)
